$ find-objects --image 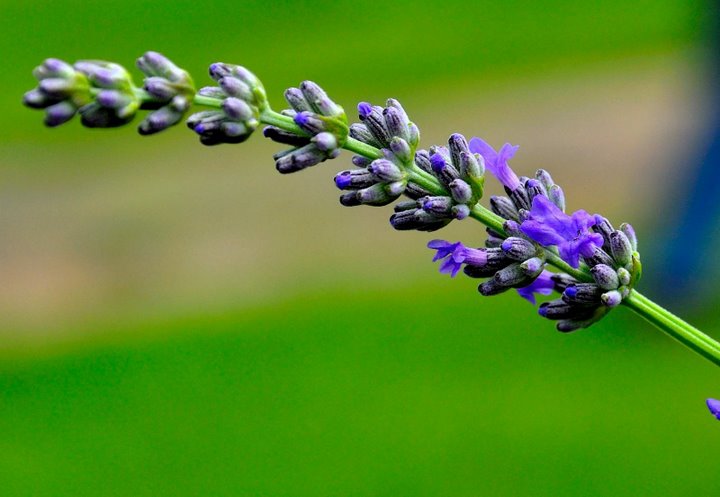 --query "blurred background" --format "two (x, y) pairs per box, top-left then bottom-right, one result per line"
(2, 0), (720, 495)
